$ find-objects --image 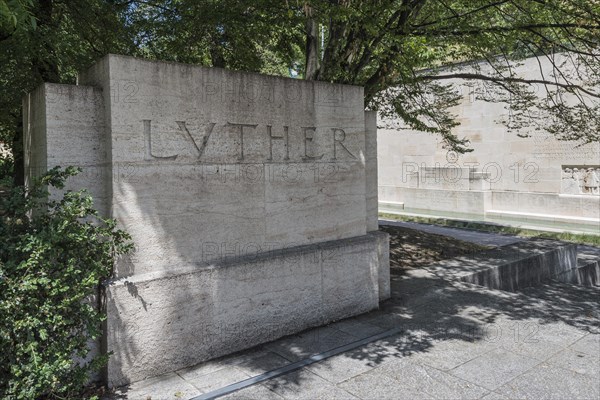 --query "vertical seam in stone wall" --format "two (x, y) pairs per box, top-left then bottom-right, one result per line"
(106, 57), (114, 221)
(319, 245), (325, 326)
